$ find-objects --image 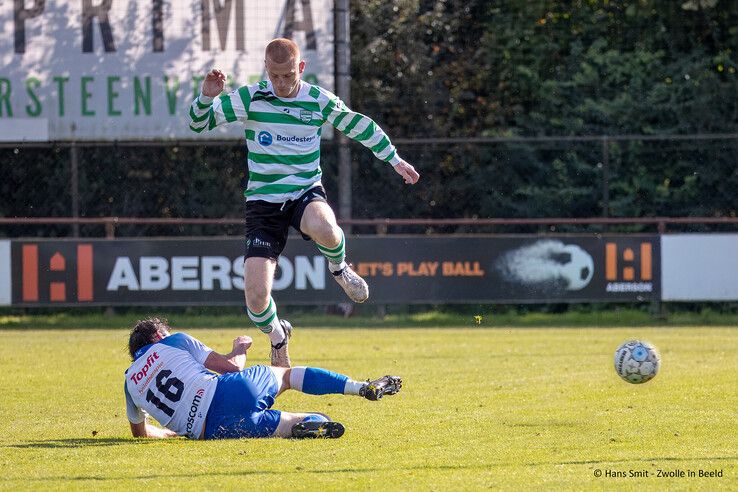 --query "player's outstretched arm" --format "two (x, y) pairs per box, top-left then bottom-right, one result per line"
(203, 335), (252, 374)
(129, 421), (178, 439)
(323, 95), (419, 185)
